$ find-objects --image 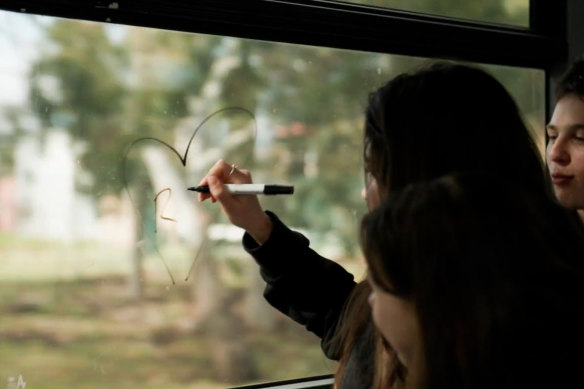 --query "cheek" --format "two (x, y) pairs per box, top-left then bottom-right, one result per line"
(576, 148), (584, 172)
(369, 292), (386, 332)
(366, 184), (381, 210)
(545, 142), (552, 163)
(369, 294), (392, 340)
(362, 174), (382, 208)
(371, 293), (418, 367)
